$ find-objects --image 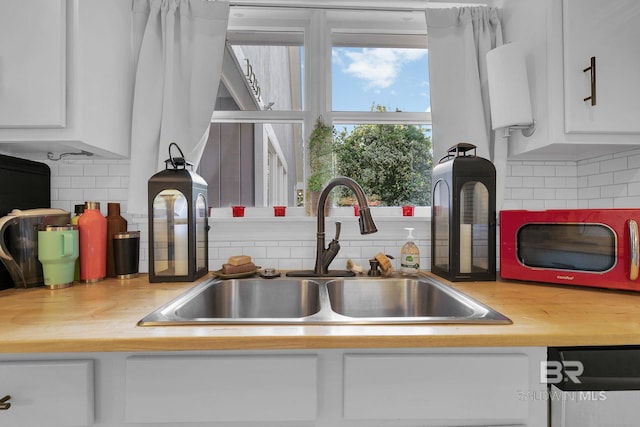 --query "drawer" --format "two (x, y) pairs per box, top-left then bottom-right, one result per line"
(125, 354), (318, 423)
(0, 360), (94, 427)
(343, 353), (529, 422)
